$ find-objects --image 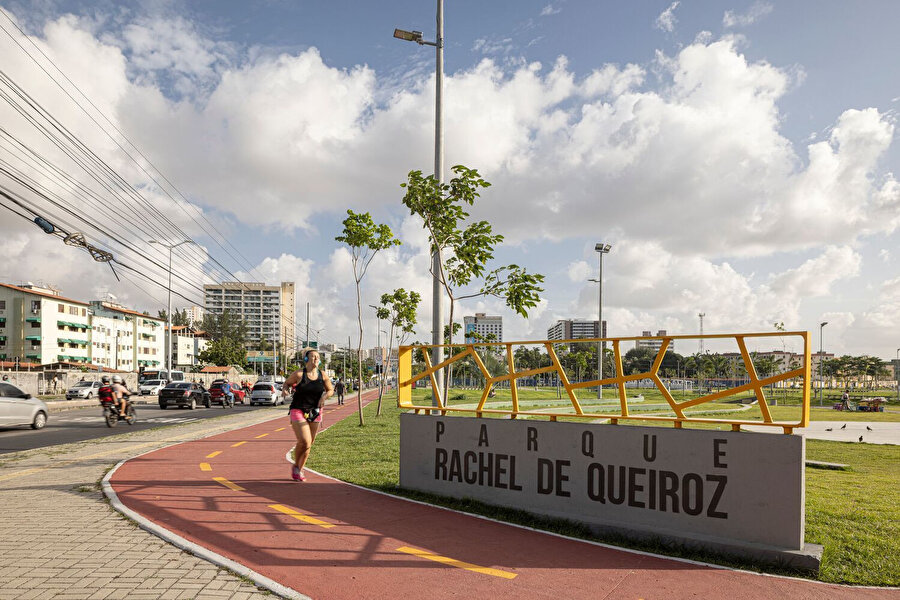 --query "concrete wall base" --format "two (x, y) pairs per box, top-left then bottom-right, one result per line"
(580, 520), (823, 573)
